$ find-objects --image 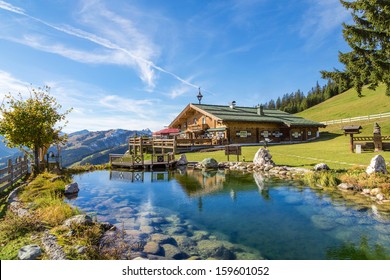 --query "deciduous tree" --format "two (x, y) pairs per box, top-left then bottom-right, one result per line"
(0, 86), (71, 174)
